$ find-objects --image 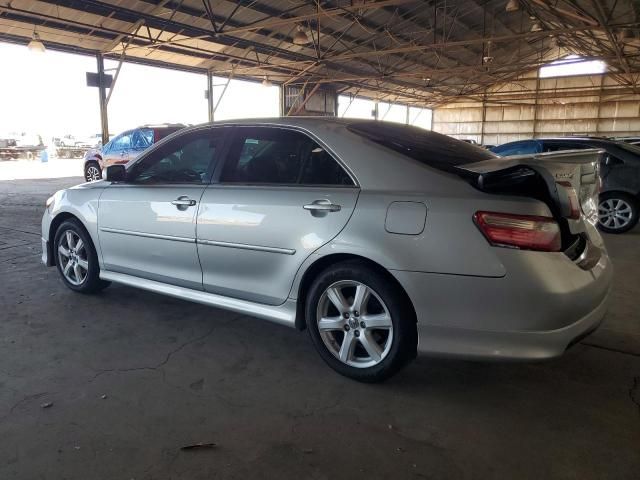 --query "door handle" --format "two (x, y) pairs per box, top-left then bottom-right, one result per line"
(171, 196), (197, 207)
(303, 199), (341, 213)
